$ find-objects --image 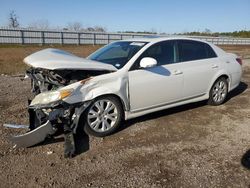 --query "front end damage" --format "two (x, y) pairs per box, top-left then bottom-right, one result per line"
(22, 100), (90, 157)
(10, 72), (92, 157)
(7, 48), (118, 157)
